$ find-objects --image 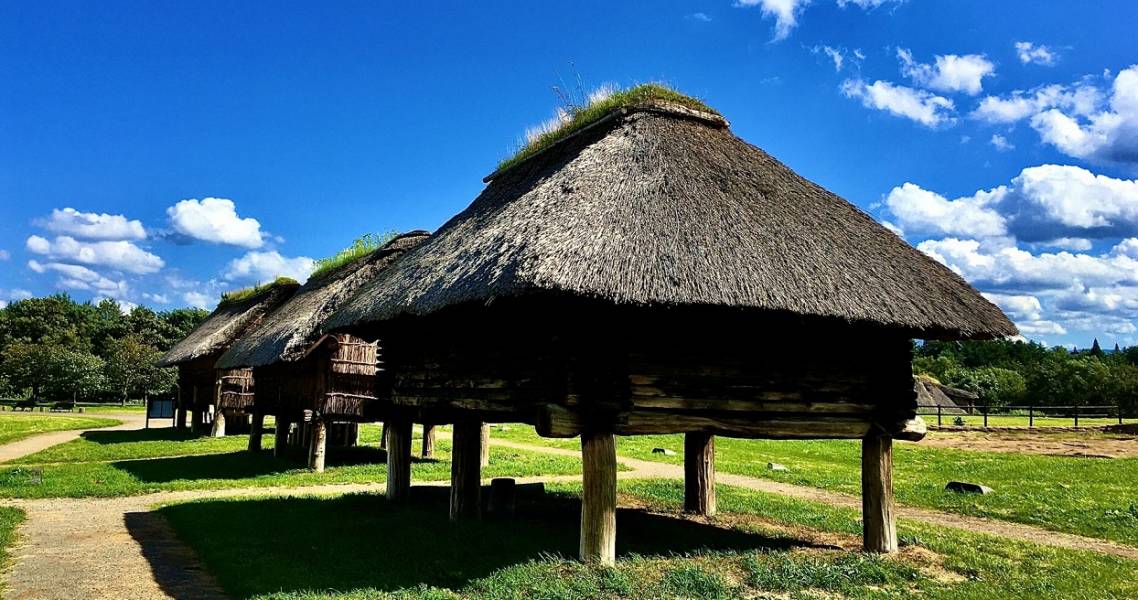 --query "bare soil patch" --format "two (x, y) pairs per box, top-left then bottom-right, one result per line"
(921, 430), (1138, 458)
